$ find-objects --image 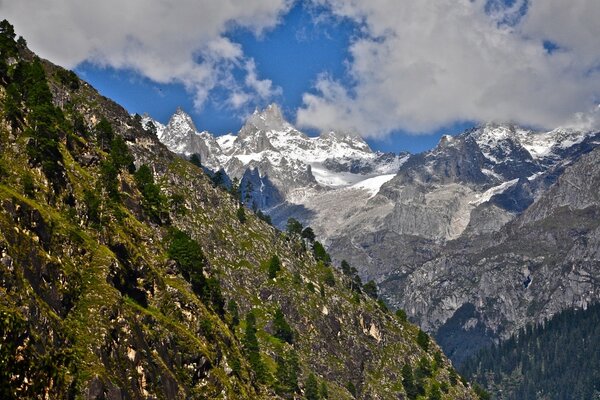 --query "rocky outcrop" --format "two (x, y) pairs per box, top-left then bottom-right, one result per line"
(0, 28), (476, 399)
